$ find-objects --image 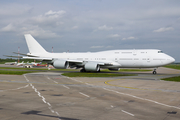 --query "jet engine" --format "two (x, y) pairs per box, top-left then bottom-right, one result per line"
(84, 62), (100, 72)
(53, 60), (69, 69)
